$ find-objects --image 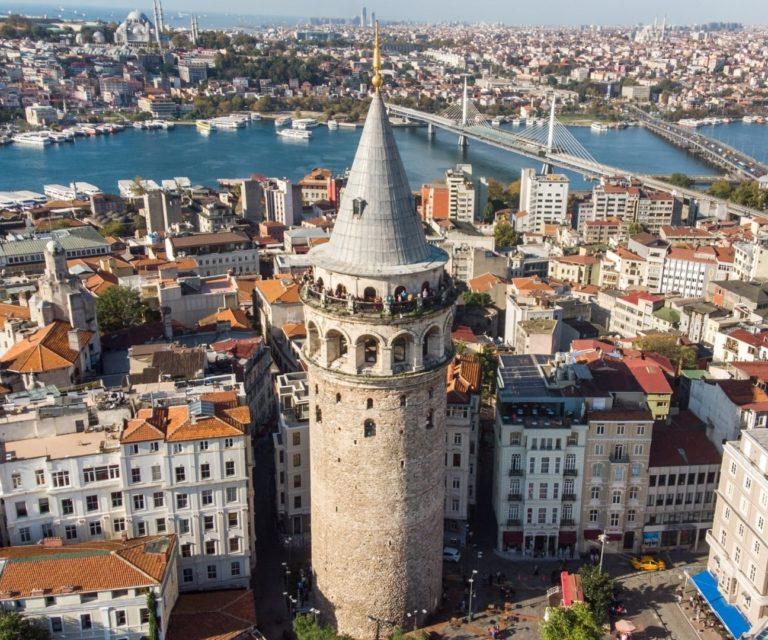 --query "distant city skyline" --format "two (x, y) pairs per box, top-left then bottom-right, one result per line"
(7, 0), (766, 26)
